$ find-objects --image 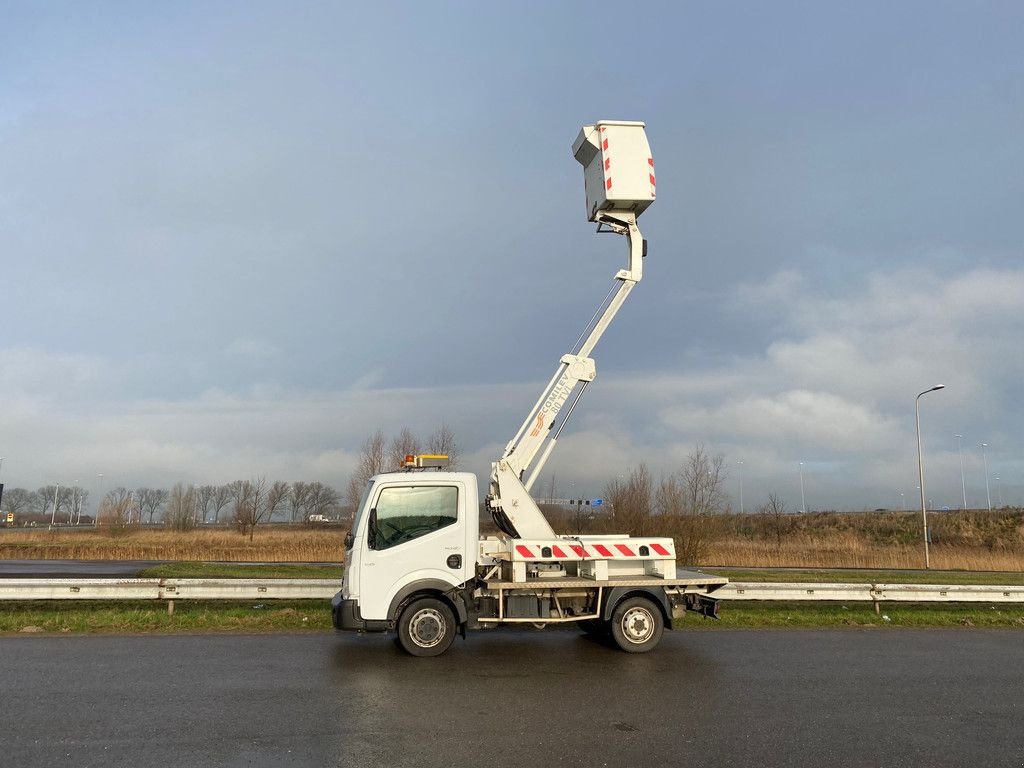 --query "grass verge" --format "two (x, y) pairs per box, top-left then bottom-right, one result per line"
(0, 600), (333, 634)
(678, 601), (1024, 629)
(137, 562), (343, 579)
(3, 599), (1023, 635)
